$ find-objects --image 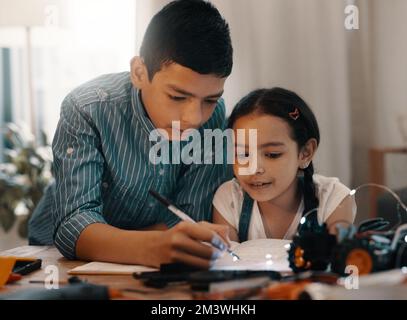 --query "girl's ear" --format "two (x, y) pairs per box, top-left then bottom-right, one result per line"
(130, 56), (149, 89)
(299, 138), (318, 166)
